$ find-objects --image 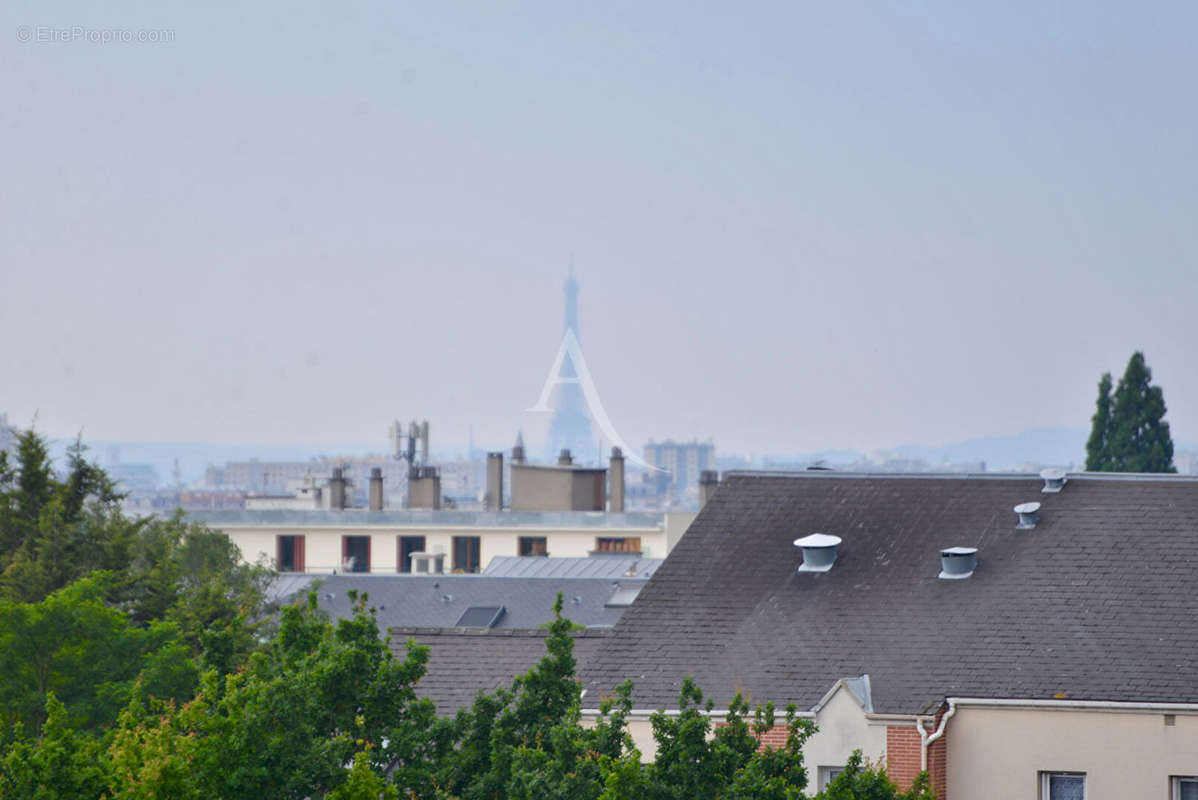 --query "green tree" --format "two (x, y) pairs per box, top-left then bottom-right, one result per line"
(107, 591), (443, 800)
(0, 694), (110, 800)
(1085, 352), (1175, 473)
(816, 750), (935, 800)
(0, 575), (195, 734)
